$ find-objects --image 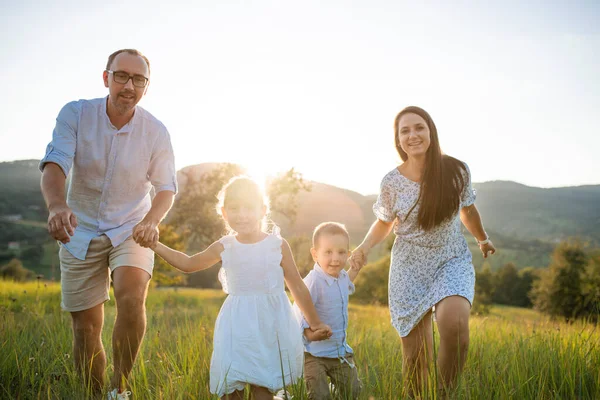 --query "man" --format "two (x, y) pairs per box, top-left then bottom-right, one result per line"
(40, 49), (177, 400)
